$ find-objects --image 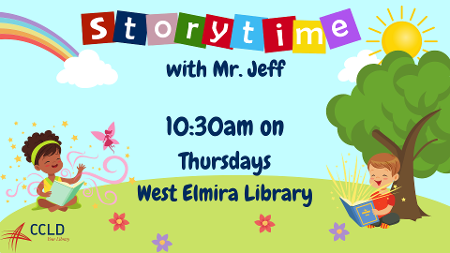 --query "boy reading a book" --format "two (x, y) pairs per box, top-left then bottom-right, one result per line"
(367, 153), (401, 229)
(22, 130), (86, 212)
